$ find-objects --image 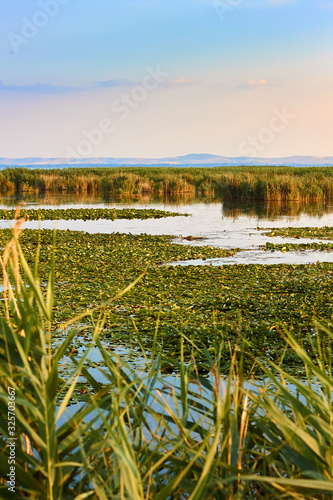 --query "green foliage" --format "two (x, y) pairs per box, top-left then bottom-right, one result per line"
(264, 241), (333, 252)
(0, 208), (190, 221)
(263, 226), (333, 240)
(262, 225), (333, 252)
(0, 235), (333, 499)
